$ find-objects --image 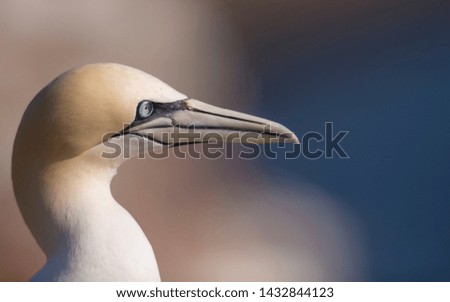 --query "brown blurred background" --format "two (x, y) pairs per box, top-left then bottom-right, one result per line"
(2, 0), (449, 281)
